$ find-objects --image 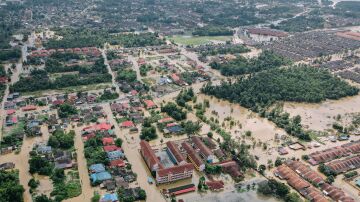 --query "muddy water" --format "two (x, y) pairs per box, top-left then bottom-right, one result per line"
(35, 174), (53, 197)
(0, 125), (51, 202)
(283, 94), (360, 131)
